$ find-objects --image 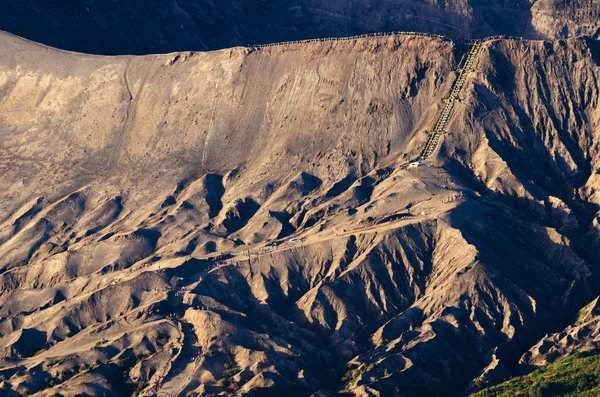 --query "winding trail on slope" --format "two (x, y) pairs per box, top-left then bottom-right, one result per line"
(107, 57), (156, 171)
(154, 320), (199, 397)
